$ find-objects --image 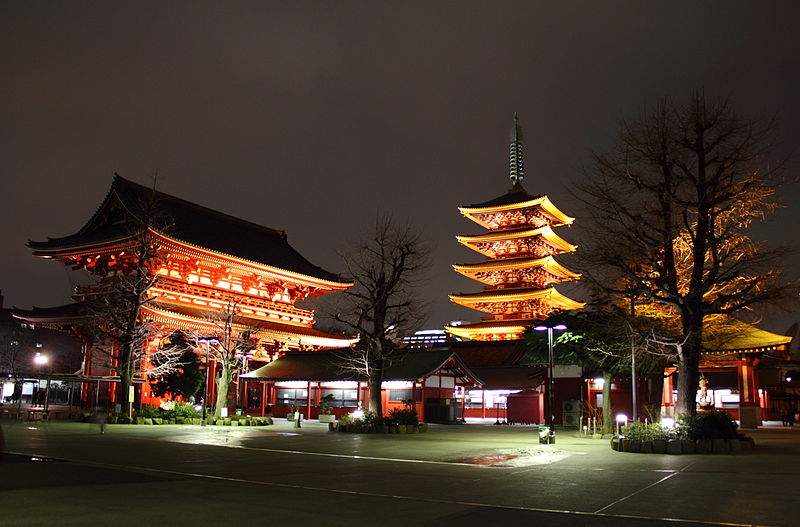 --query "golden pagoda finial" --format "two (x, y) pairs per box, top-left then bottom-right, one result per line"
(509, 113), (524, 188)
